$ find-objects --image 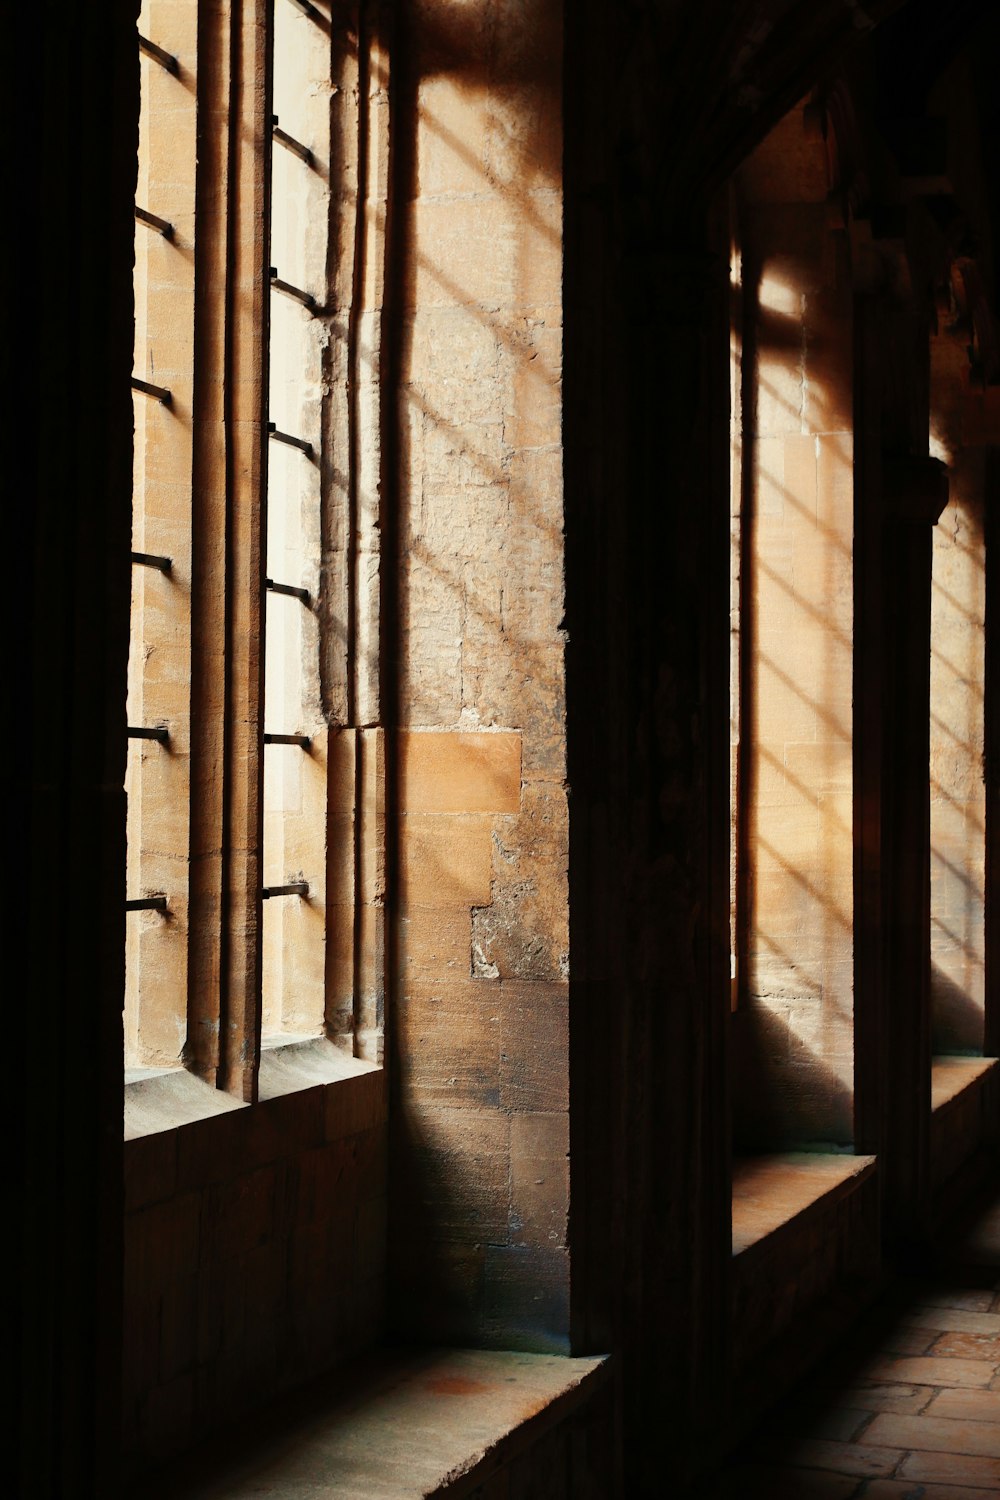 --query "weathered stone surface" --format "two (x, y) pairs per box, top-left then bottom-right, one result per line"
(471, 783), (569, 981)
